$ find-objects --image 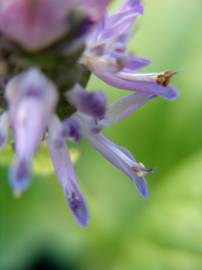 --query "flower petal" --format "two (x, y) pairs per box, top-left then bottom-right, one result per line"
(6, 69), (57, 192)
(0, 0), (77, 50)
(118, 0), (144, 14)
(47, 116), (88, 227)
(100, 10), (138, 41)
(84, 131), (148, 198)
(100, 0), (143, 40)
(82, 0), (110, 21)
(68, 84), (107, 119)
(61, 117), (81, 143)
(6, 69), (57, 162)
(9, 158), (31, 192)
(125, 56), (151, 70)
(101, 92), (155, 127)
(94, 70), (178, 100)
